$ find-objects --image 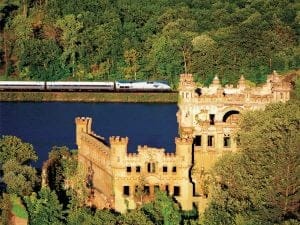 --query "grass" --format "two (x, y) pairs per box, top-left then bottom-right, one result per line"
(0, 91), (178, 103)
(10, 195), (28, 219)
